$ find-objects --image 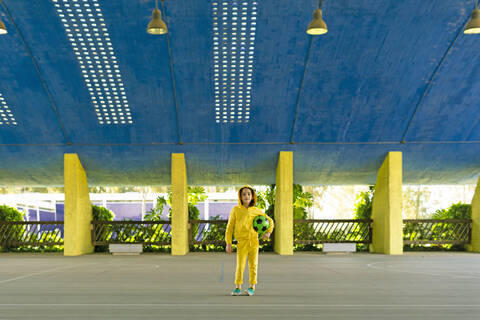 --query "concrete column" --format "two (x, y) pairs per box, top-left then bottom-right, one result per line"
(171, 153), (189, 255)
(64, 153), (94, 256)
(274, 151), (293, 255)
(370, 151), (403, 255)
(468, 176), (480, 252)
